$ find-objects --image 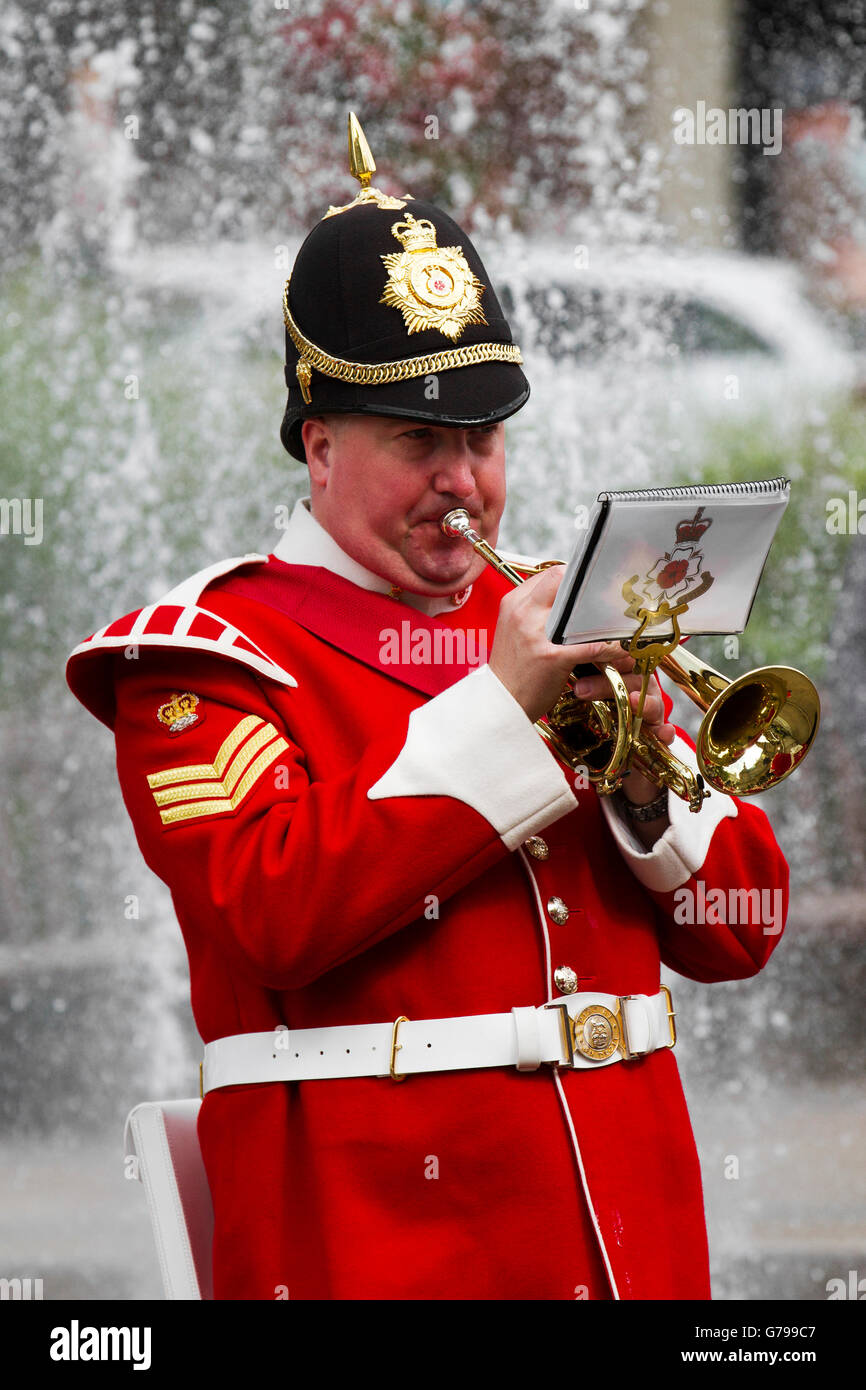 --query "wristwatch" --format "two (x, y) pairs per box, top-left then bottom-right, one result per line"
(621, 789), (669, 823)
